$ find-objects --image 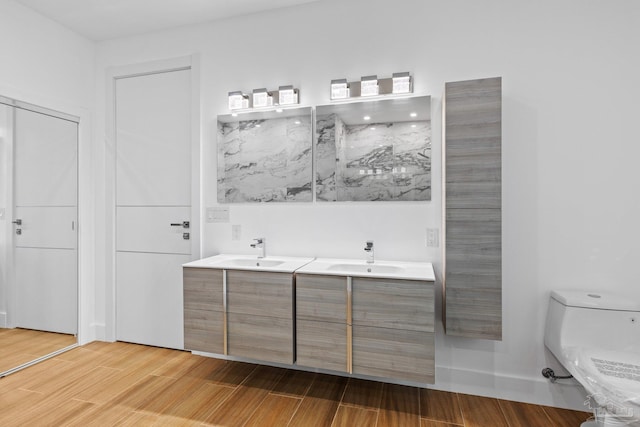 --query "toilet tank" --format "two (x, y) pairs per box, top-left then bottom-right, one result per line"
(544, 290), (640, 361)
